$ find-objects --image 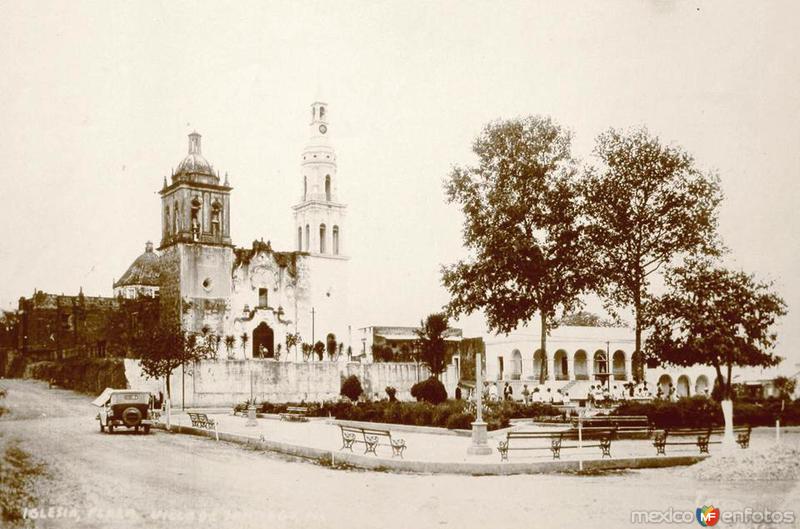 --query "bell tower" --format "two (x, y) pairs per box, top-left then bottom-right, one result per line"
(292, 100), (351, 356)
(158, 132), (234, 332)
(293, 101), (346, 256)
